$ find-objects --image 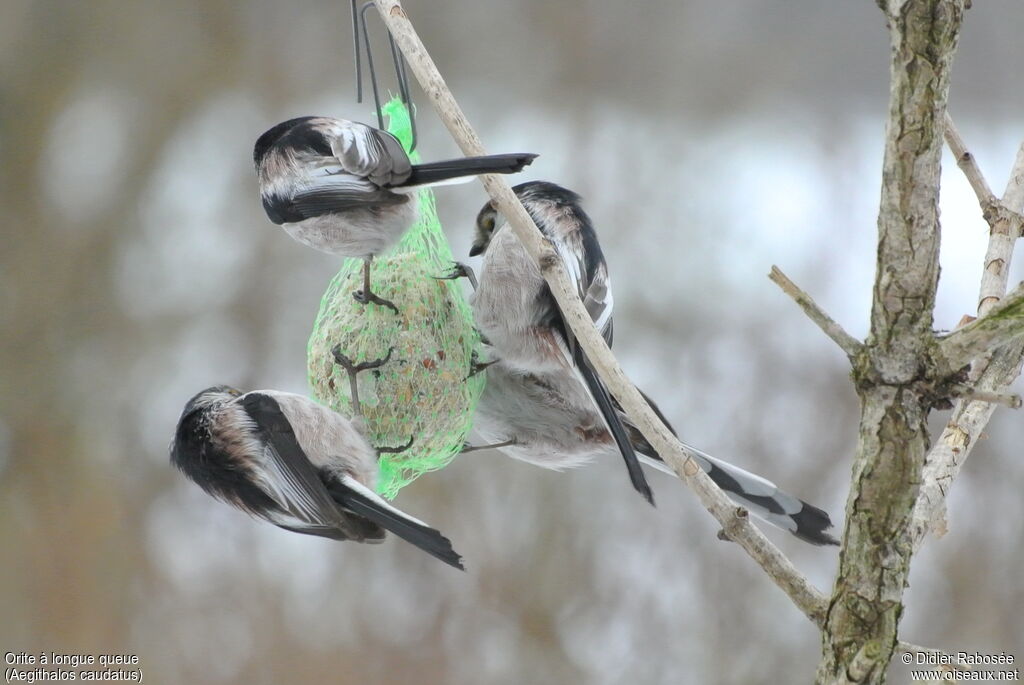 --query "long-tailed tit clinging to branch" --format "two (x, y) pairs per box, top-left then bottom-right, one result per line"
(468, 181), (654, 505)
